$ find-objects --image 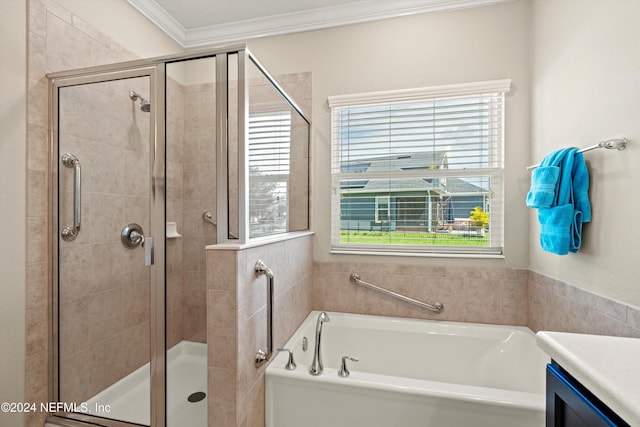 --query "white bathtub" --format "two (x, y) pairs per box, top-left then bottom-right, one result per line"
(266, 311), (548, 427)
